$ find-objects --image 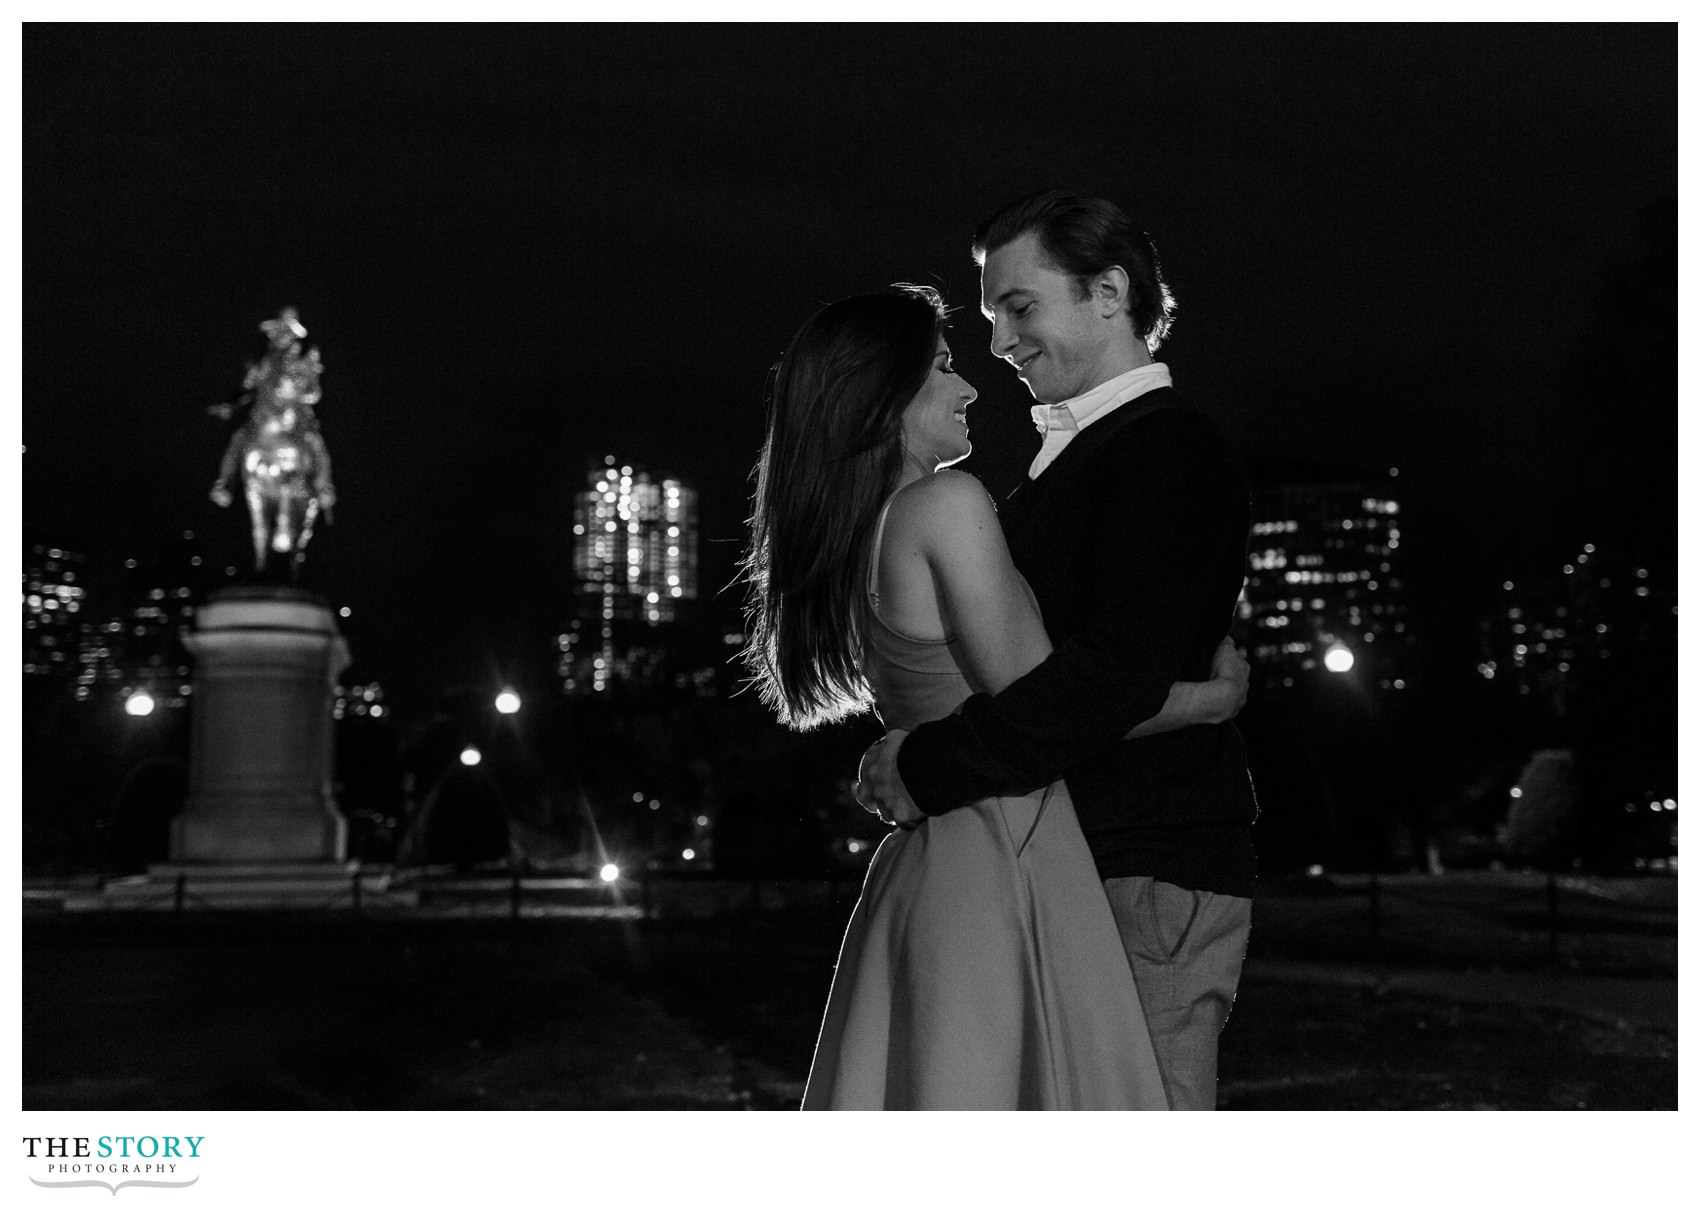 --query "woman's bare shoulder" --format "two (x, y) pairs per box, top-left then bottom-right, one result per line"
(884, 472), (999, 560)
(885, 470), (999, 537)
